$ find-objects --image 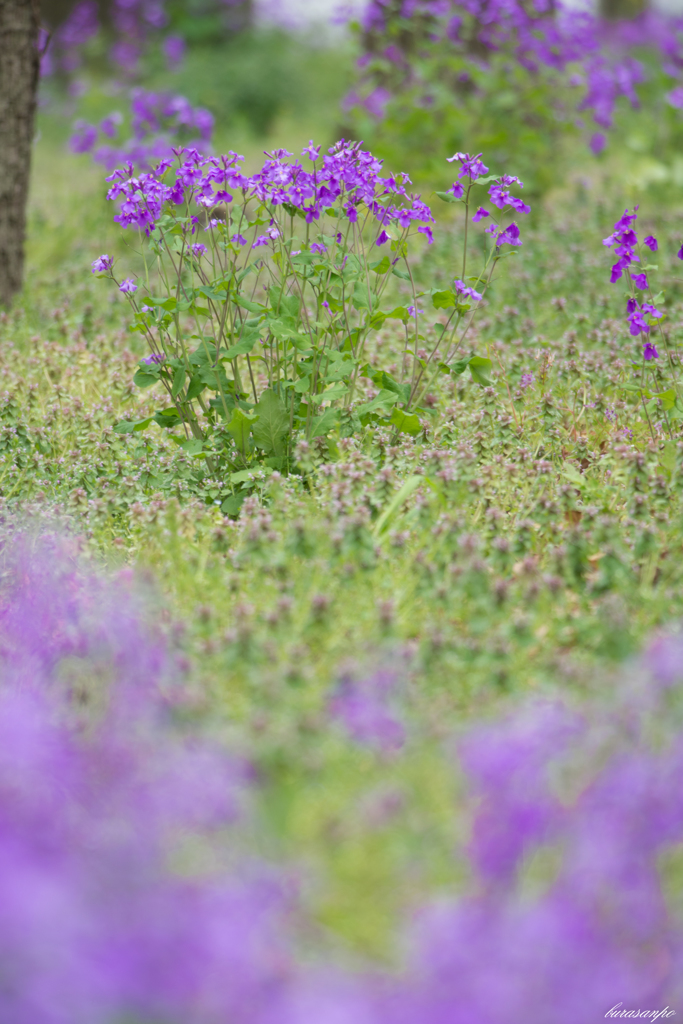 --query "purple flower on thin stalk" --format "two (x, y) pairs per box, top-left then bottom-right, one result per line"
(454, 279), (483, 301)
(472, 207), (490, 223)
(631, 272), (648, 289)
(91, 254), (113, 273)
(119, 278), (137, 294)
(644, 341), (659, 361)
(142, 353), (164, 365)
(644, 235), (658, 252)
